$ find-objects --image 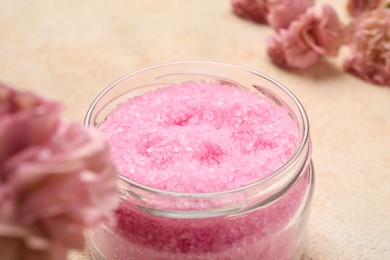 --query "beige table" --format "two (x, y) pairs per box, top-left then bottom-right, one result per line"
(1, 0), (389, 259)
